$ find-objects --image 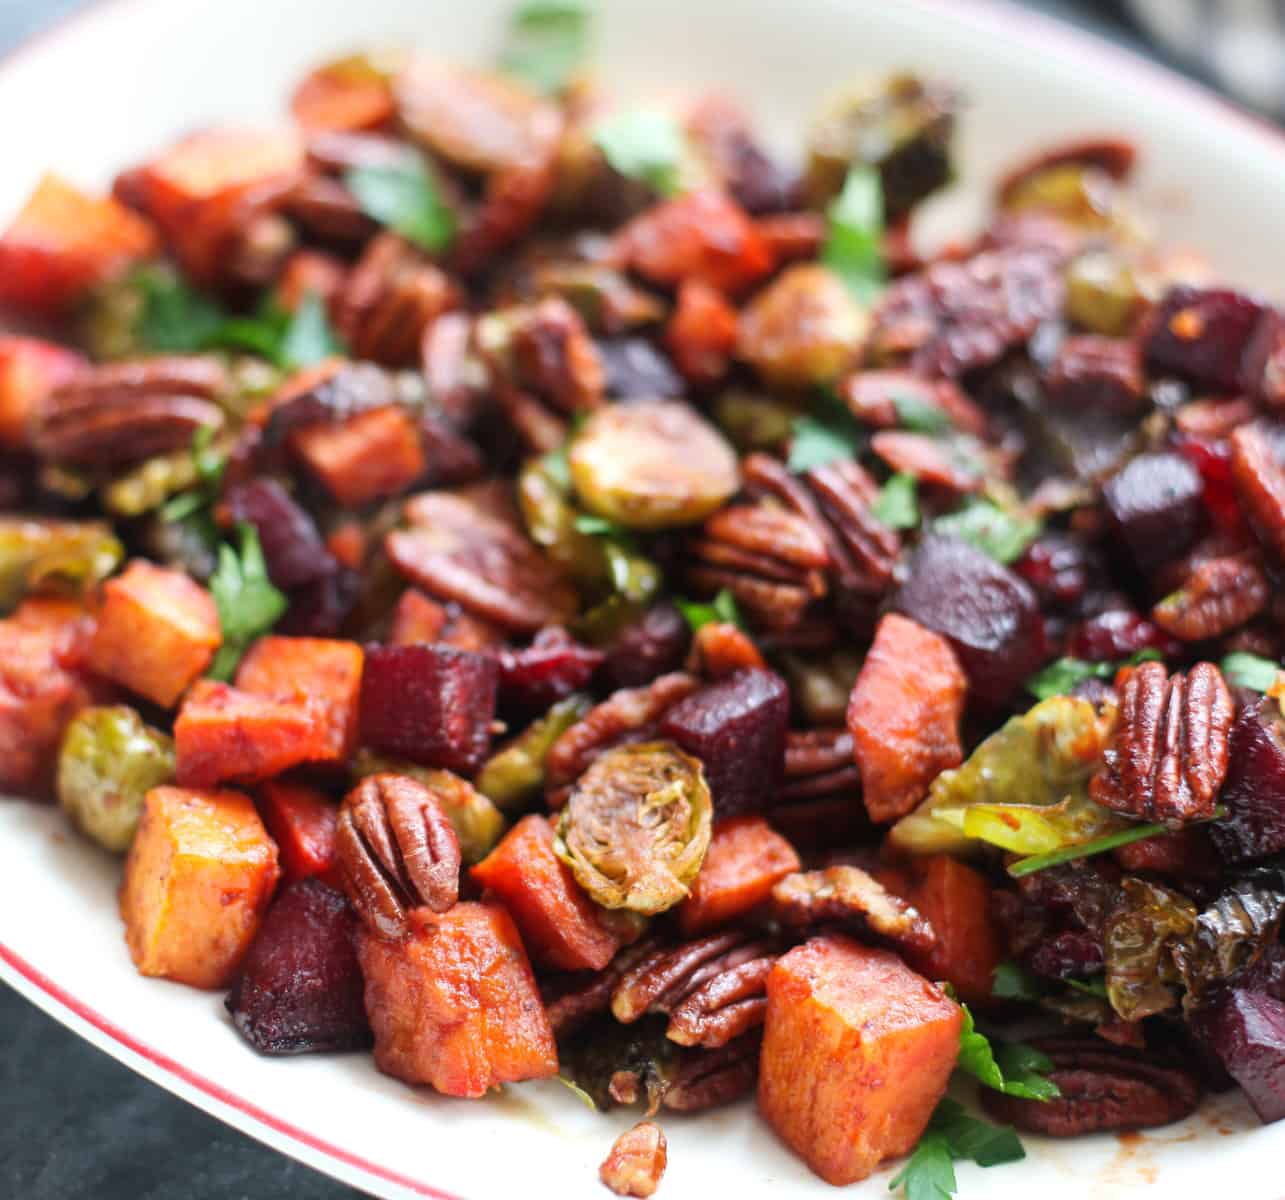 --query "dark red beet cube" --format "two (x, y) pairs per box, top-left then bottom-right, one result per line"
(1144, 286), (1265, 392)
(1243, 307), (1285, 409)
(276, 567), (360, 638)
(226, 879), (371, 1055)
(1210, 699), (1285, 864)
(497, 627), (604, 713)
(1102, 451), (1206, 575)
(598, 602), (691, 690)
(1192, 989), (1285, 1123)
(659, 667), (788, 816)
(892, 535), (1045, 710)
(359, 643), (498, 774)
(223, 478), (337, 591)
